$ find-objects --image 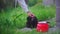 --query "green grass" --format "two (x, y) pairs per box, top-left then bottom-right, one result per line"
(0, 4), (55, 28)
(0, 3), (56, 34)
(0, 3), (56, 28)
(30, 4), (56, 21)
